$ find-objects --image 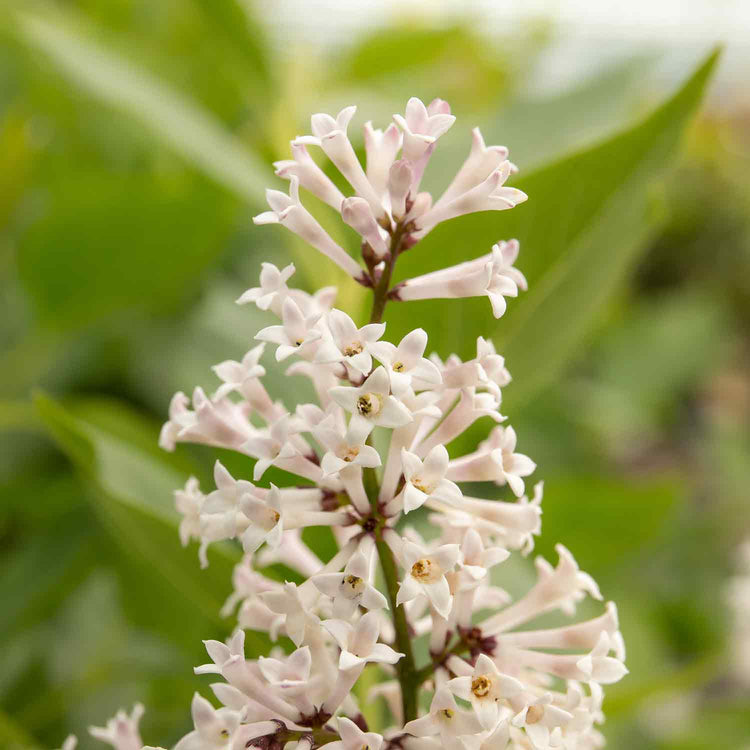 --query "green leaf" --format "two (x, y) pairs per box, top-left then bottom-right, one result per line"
(9, 5), (268, 202)
(532, 474), (682, 574)
(0, 706), (41, 750)
(390, 48), (721, 410)
(32, 393), (265, 651)
(16, 173), (237, 330)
